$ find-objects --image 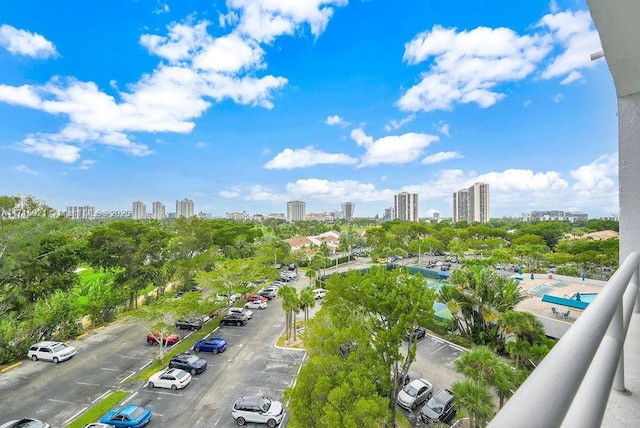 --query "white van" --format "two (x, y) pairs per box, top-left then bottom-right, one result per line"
(313, 288), (327, 300)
